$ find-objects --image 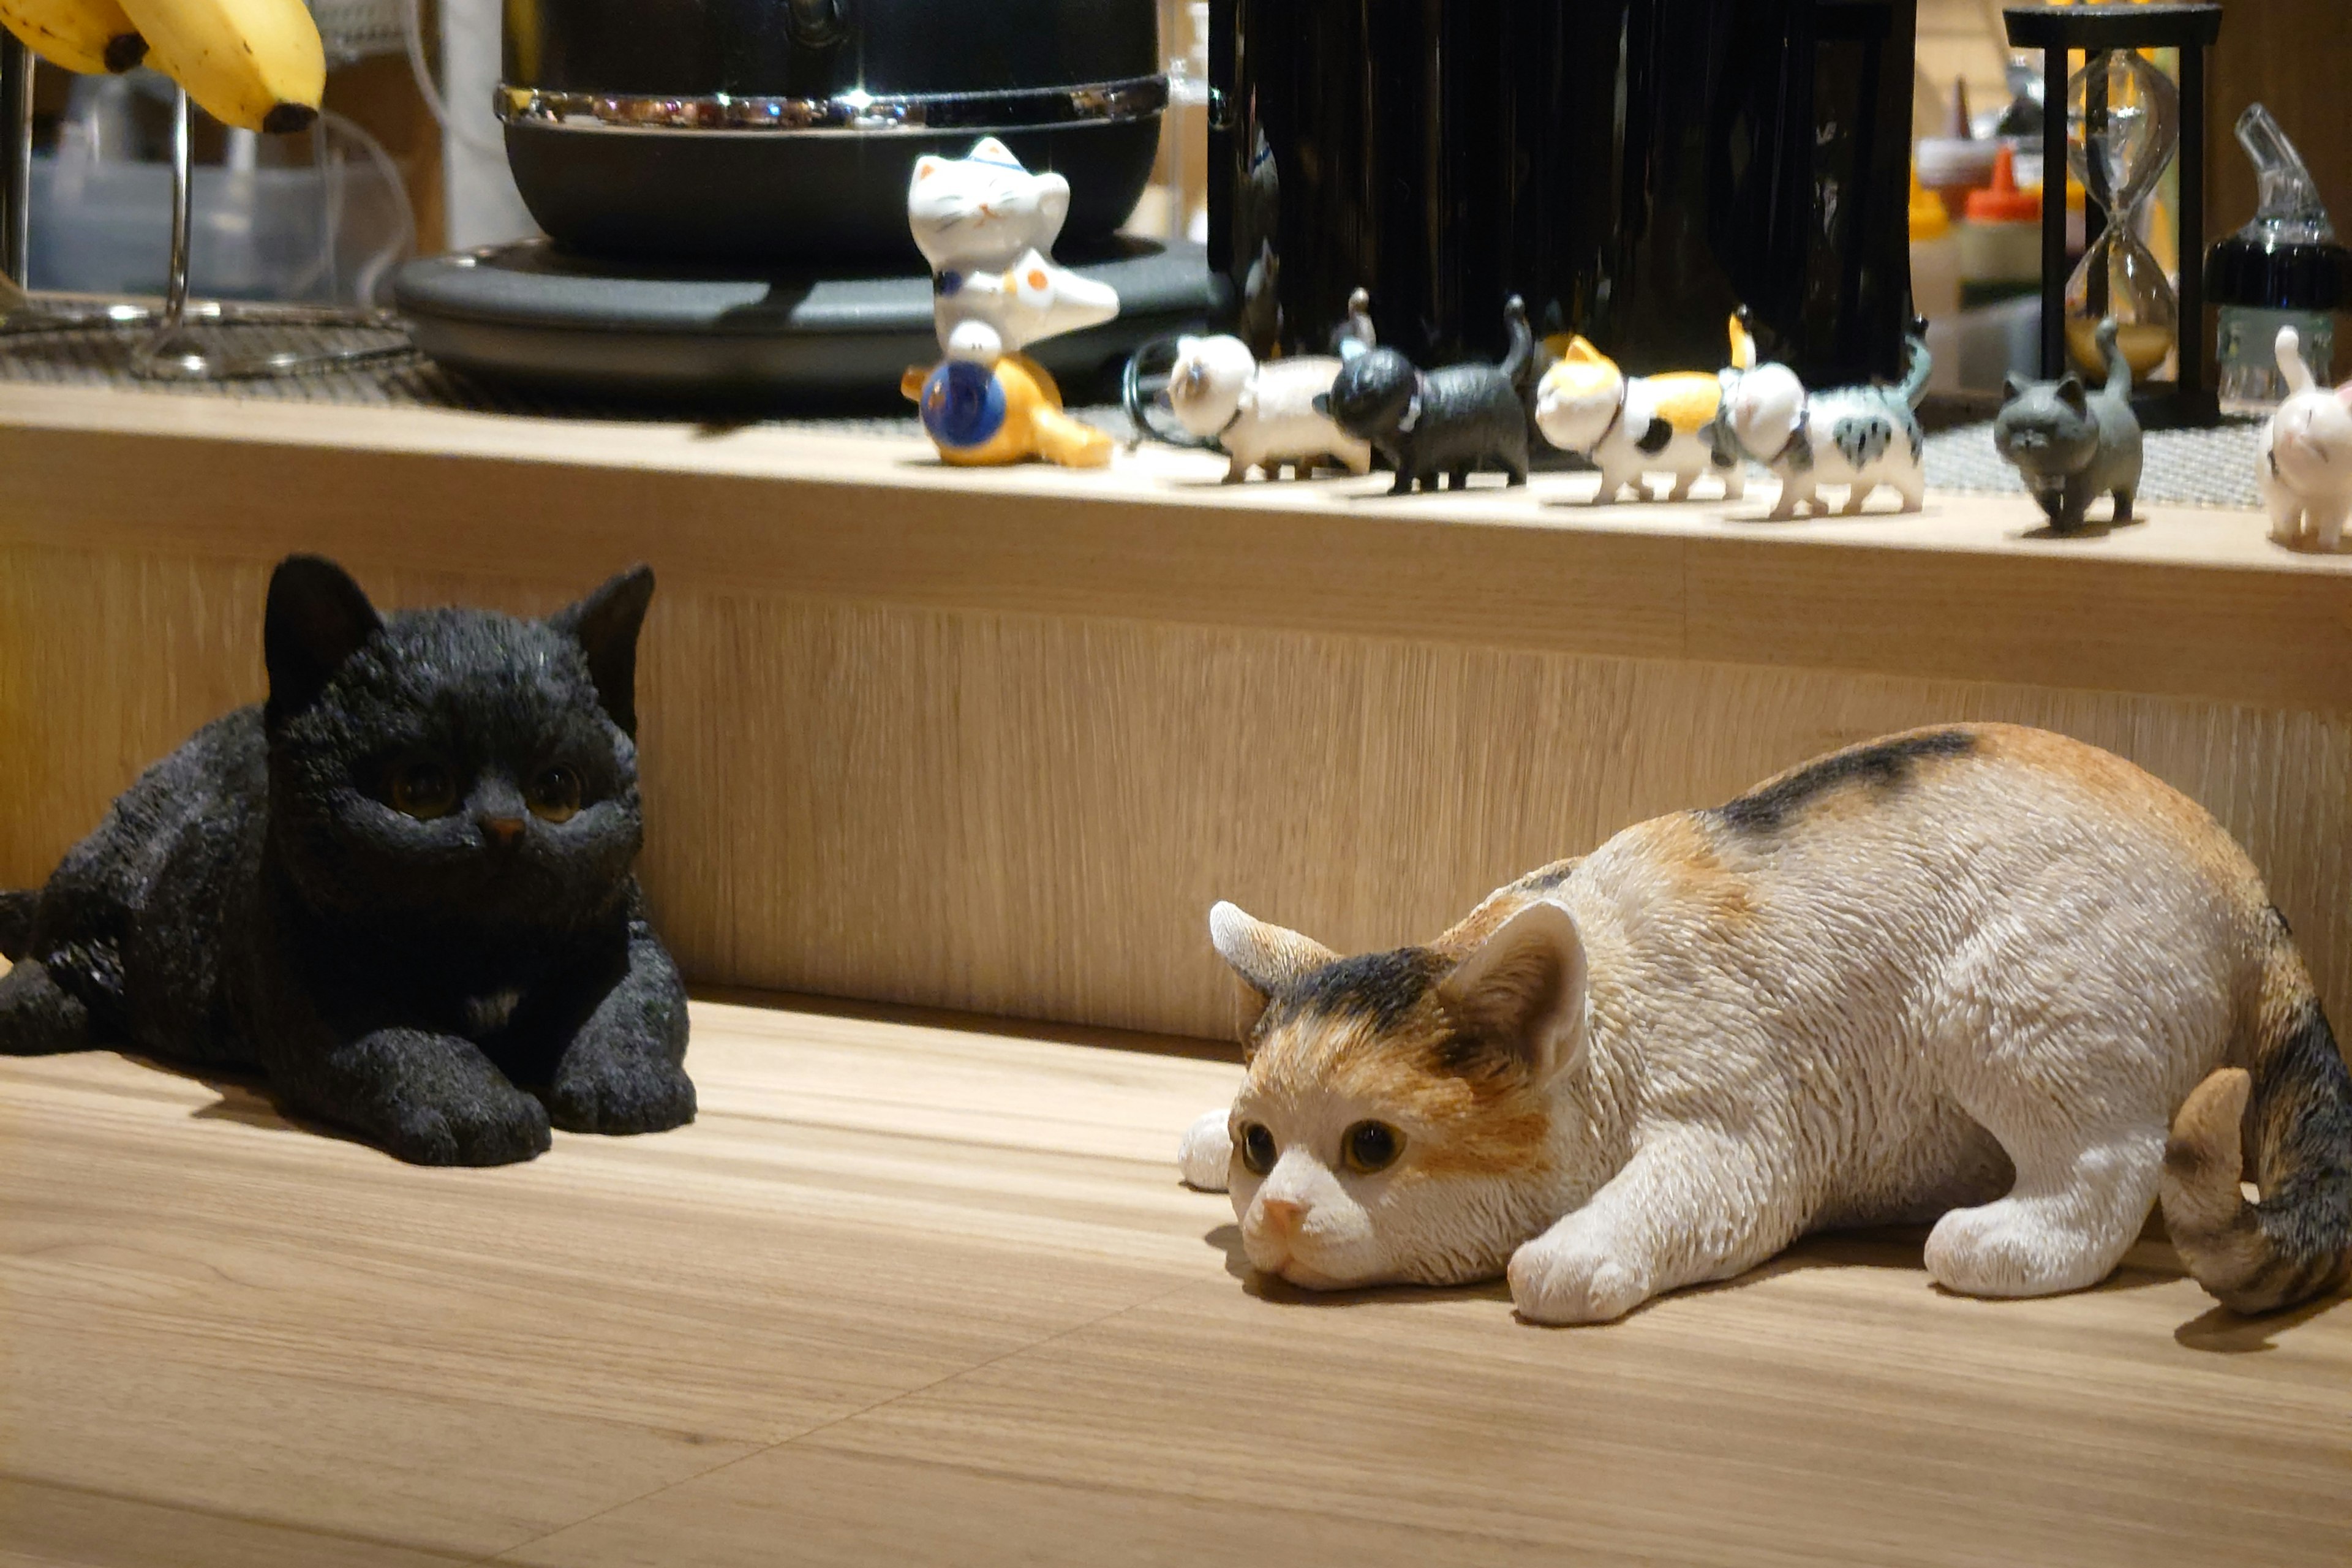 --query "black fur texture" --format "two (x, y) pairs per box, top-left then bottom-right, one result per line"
(2245, 1000), (2352, 1302)
(0, 556), (693, 1166)
(1265, 947), (1447, 1033)
(1994, 317), (2143, 533)
(1316, 295), (1533, 494)
(1714, 729), (1977, 835)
